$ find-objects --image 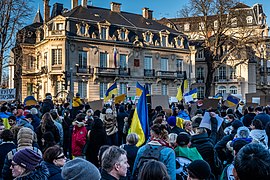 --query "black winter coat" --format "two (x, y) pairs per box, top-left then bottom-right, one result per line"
(44, 162), (63, 180)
